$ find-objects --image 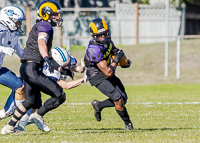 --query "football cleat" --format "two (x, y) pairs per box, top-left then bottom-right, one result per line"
(91, 100), (102, 121)
(29, 110), (50, 132)
(1, 124), (17, 135)
(124, 123), (133, 130)
(14, 123), (26, 132)
(18, 113), (33, 127)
